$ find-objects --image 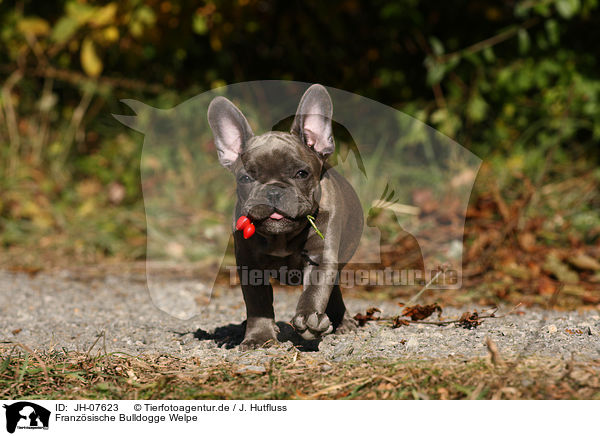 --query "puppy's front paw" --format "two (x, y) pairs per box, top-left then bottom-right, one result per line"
(239, 335), (277, 351)
(239, 319), (280, 350)
(292, 312), (333, 340)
